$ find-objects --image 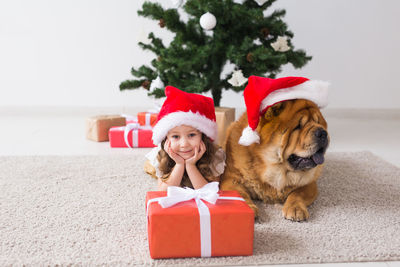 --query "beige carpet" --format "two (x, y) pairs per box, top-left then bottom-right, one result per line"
(1, 152), (400, 266)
